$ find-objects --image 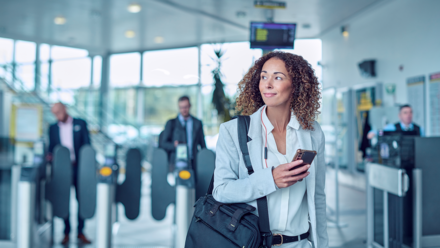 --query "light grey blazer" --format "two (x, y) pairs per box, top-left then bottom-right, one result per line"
(213, 106), (329, 248)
